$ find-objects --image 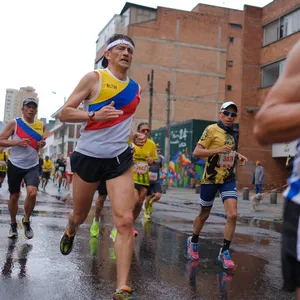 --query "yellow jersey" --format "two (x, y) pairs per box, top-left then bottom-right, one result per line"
(0, 152), (9, 172)
(42, 159), (53, 172)
(198, 124), (237, 184)
(133, 139), (158, 186)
